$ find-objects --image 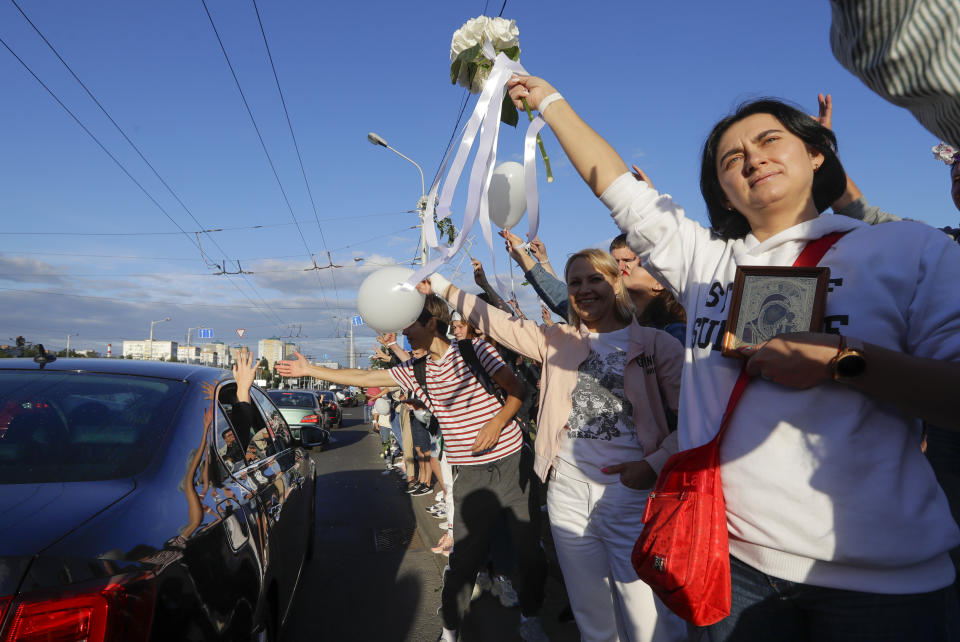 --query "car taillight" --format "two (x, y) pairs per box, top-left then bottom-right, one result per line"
(301, 414), (320, 423)
(3, 572), (155, 642)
